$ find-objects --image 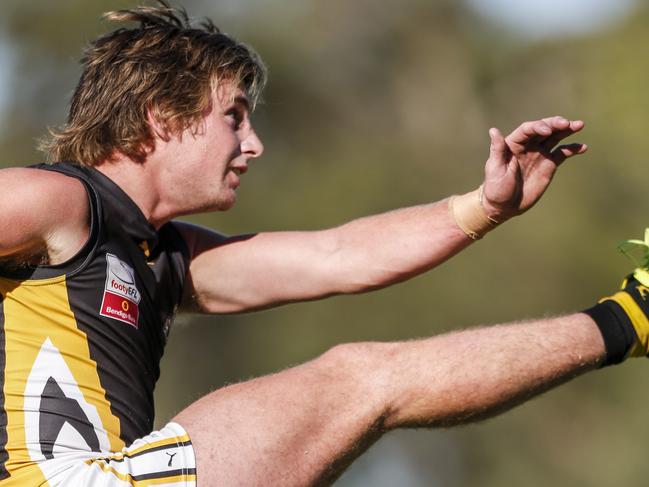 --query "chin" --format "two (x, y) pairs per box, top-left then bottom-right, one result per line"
(214, 195), (237, 211)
